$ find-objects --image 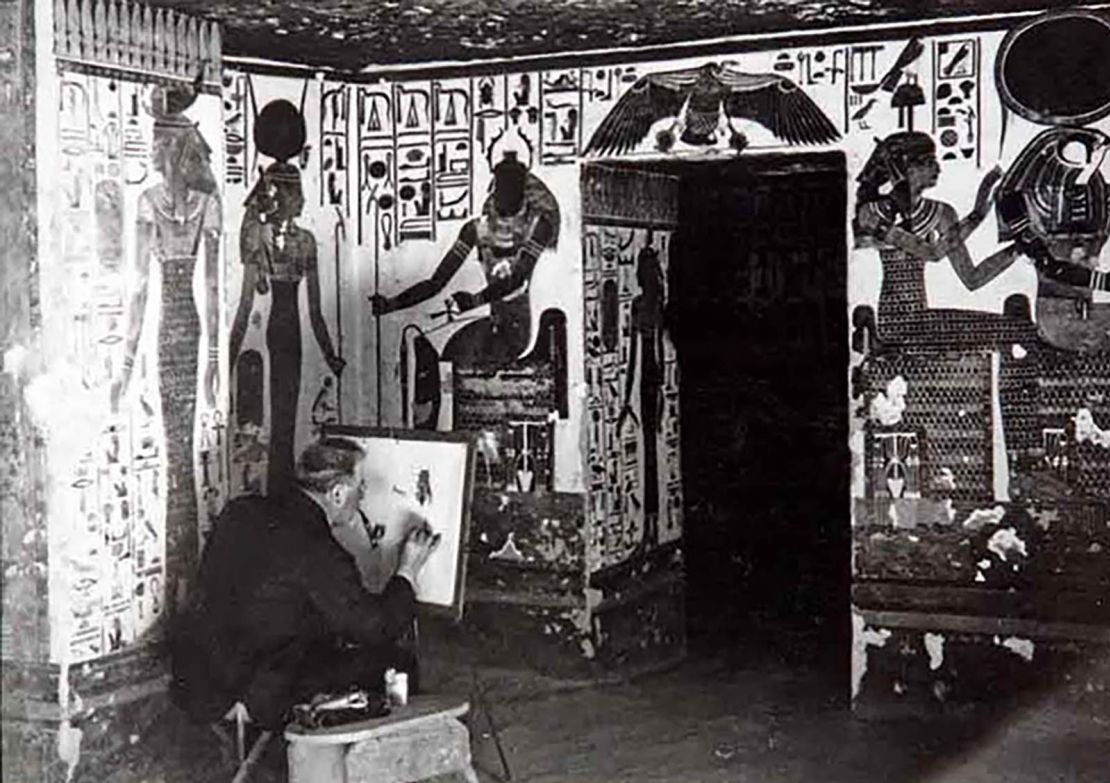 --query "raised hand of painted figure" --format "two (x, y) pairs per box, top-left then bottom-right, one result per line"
(855, 133), (1017, 292)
